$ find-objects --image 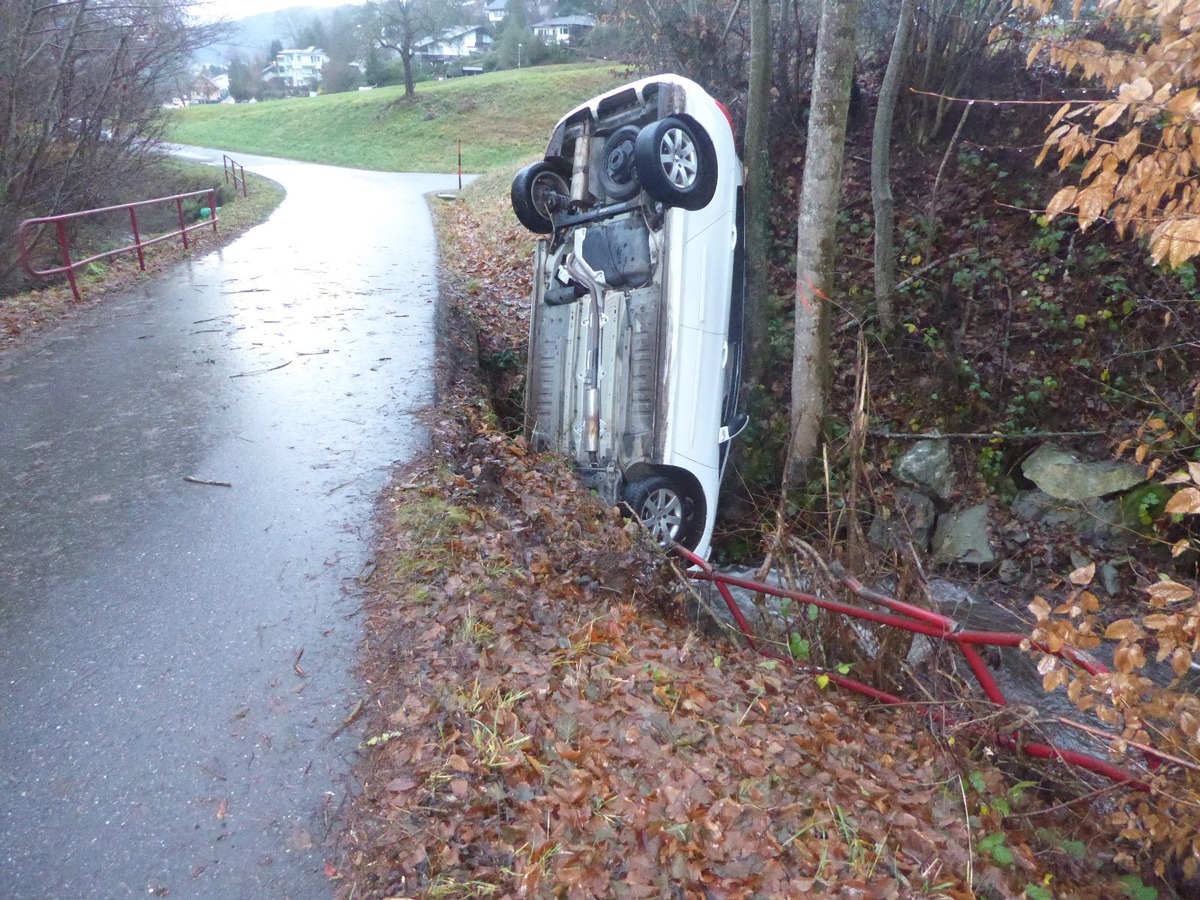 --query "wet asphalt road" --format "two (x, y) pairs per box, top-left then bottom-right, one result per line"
(0, 149), (464, 897)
